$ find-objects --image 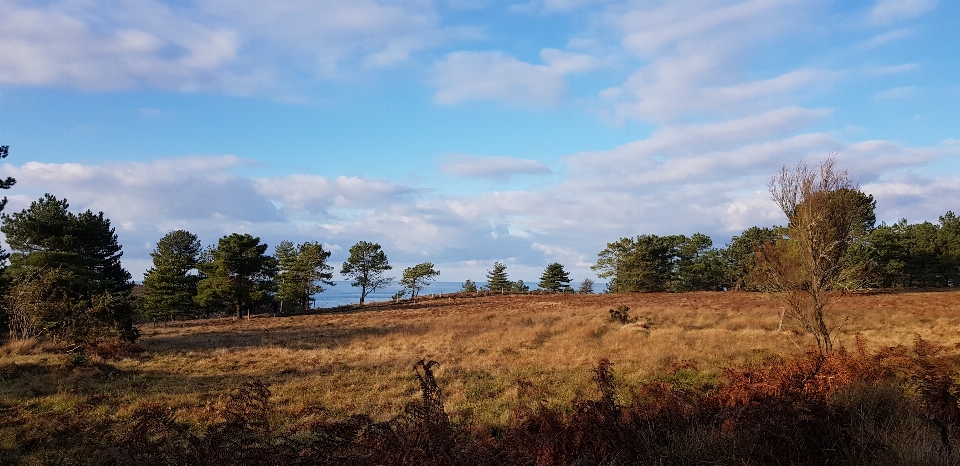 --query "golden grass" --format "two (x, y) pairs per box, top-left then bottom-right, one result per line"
(3, 290), (960, 430)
